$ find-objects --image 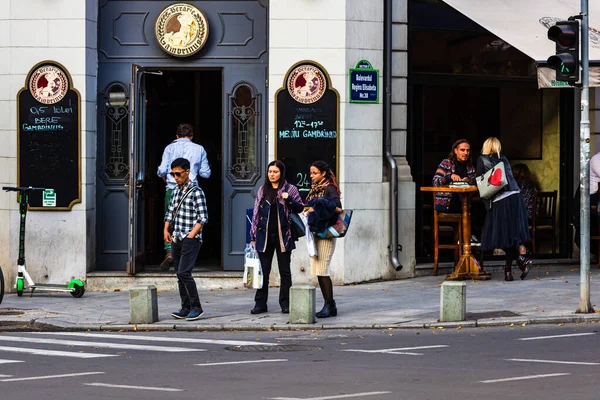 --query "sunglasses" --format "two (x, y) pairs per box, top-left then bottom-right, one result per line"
(169, 170), (188, 177)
